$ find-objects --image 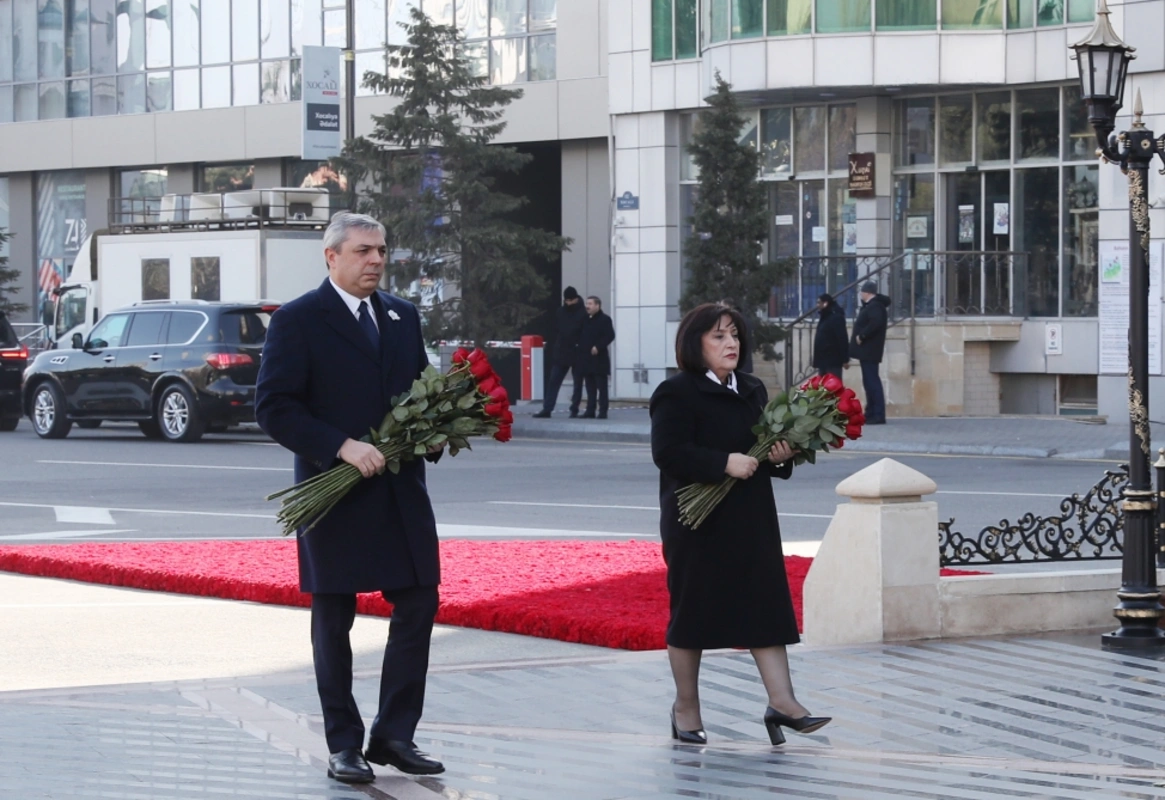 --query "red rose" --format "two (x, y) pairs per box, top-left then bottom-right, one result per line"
(850, 412), (866, 426)
(821, 373), (844, 394)
(485, 402), (507, 418)
(840, 387), (857, 401)
(467, 348), (487, 363)
(478, 375), (500, 394)
(833, 437), (844, 449)
(452, 347), (471, 364)
(494, 424), (513, 443)
(500, 410), (514, 424)
(808, 375), (823, 389)
(837, 396), (859, 416)
(845, 423), (862, 440)
(488, 386), (509, 404)
(469, 358), (493, 380)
